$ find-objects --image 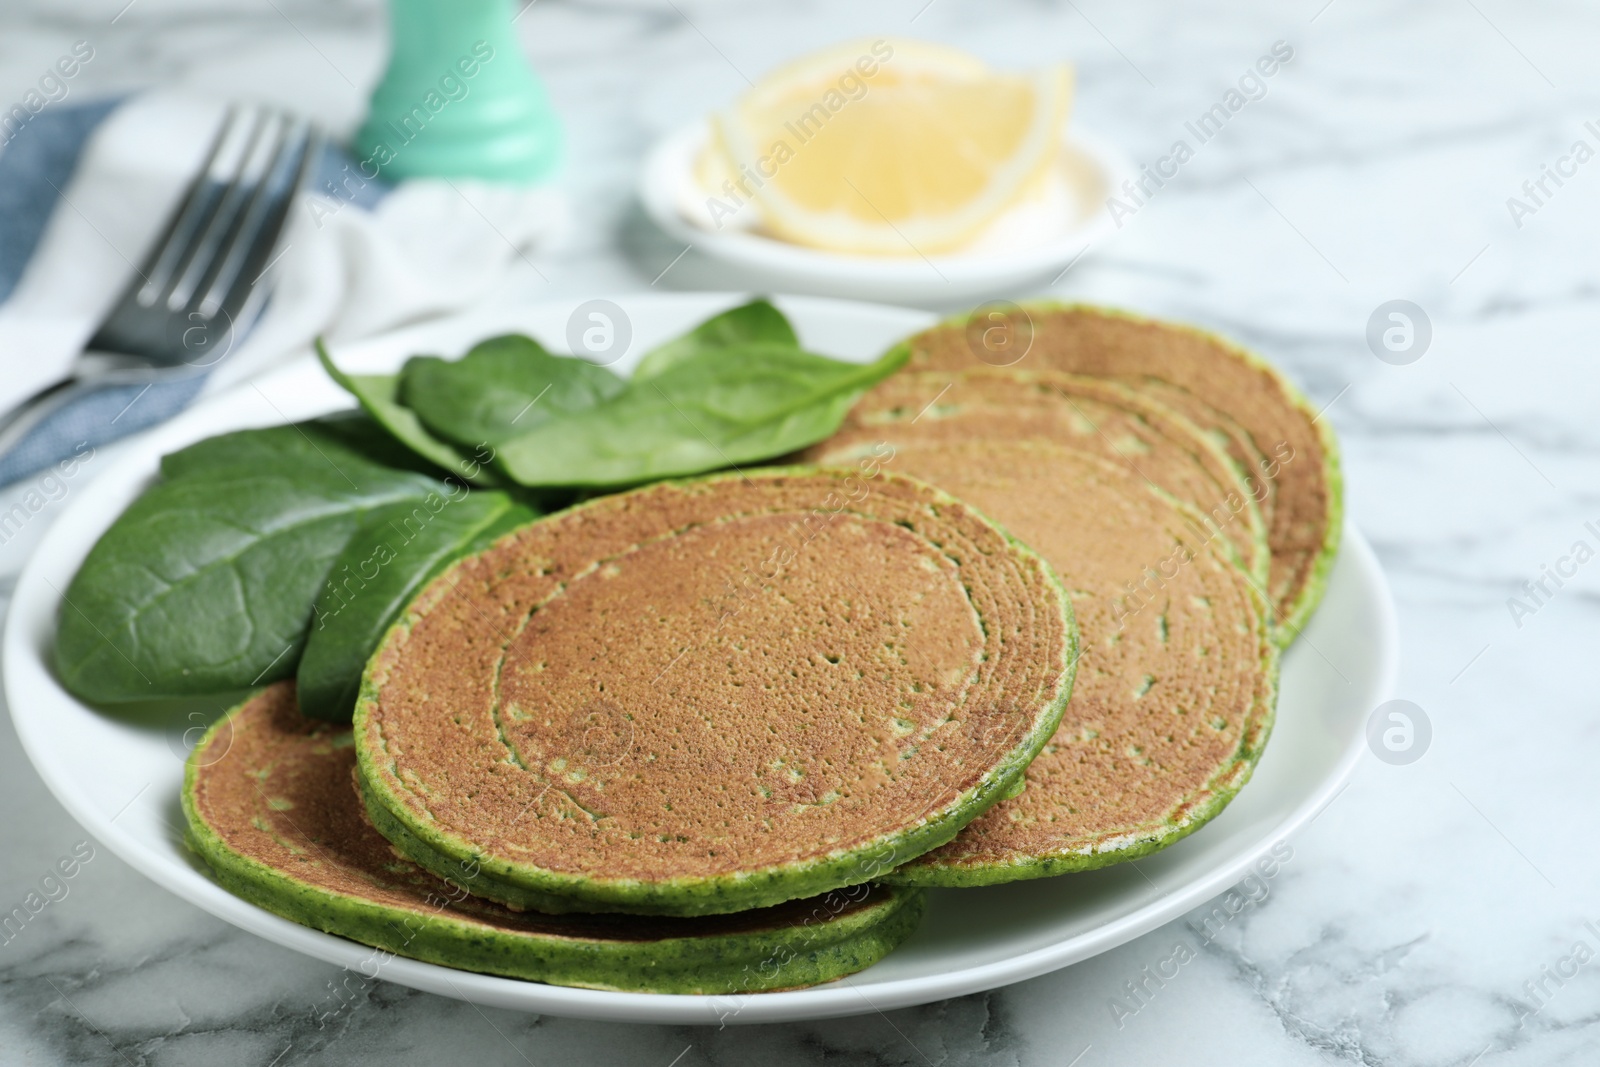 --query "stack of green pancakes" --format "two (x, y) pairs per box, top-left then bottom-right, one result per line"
(186, 468), (1079, 992)
(182, 305), (1340, 992)
(803, 303), (1338, 881)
